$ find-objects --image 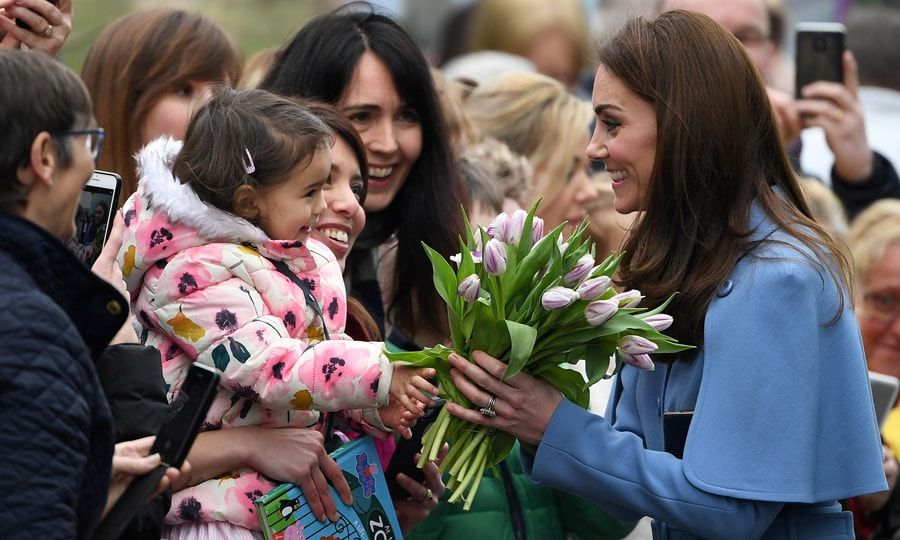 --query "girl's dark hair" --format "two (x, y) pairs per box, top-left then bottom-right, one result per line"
(172, 88), (331, 221)
(601, 11), (851, 348)
(295, 100), (370, 205)
(82, 9), (241, 201)
(262, 3), (468, 339)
